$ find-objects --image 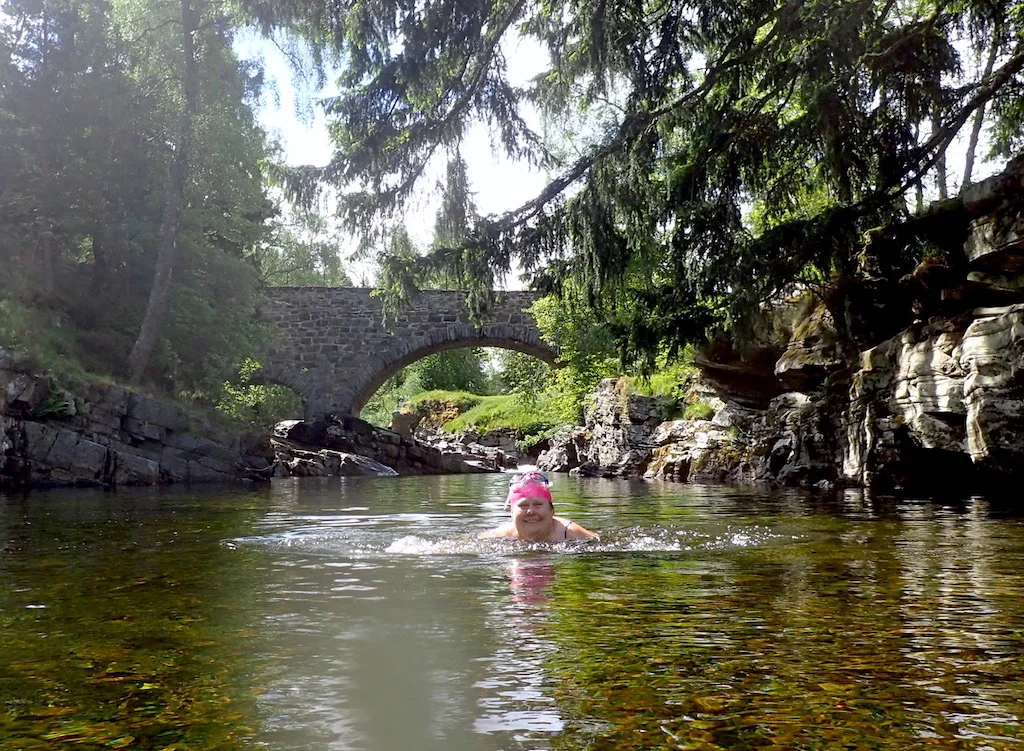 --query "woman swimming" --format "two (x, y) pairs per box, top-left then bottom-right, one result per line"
(479, 471), (598, 542)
